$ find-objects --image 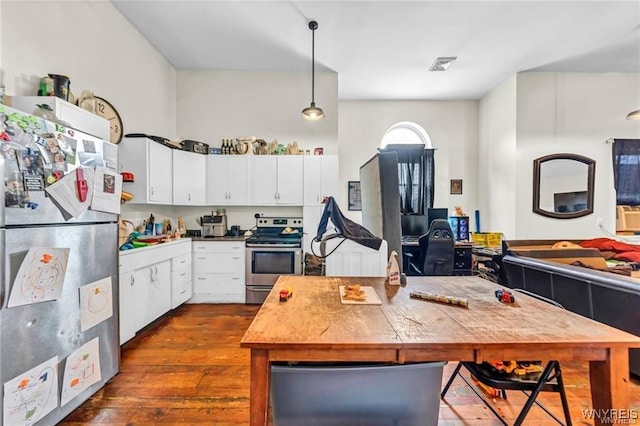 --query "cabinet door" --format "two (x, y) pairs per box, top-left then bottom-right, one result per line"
(303, 156), (323, 205)
(140, 261), (172, 327)
(252, 157), (278, 205)
(277, 156), (303, 205)
(173, 150), (206, 205)
(119, 270), (144, 345)
(148, 142), (173, 204)
(207, 156), (230, 204)
(226, 156), (250, 204)
(321, 155), (339, 200)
